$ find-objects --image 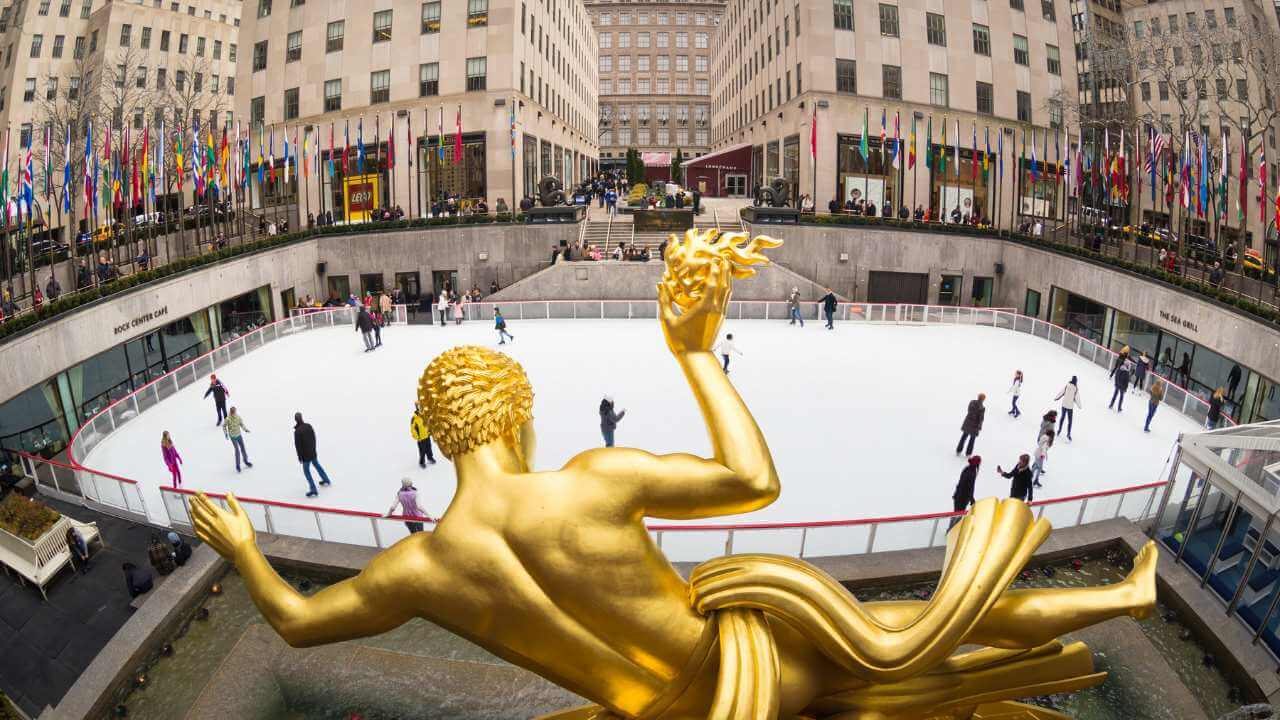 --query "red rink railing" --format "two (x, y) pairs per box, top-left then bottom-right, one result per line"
(8, 301), (1215, 562)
